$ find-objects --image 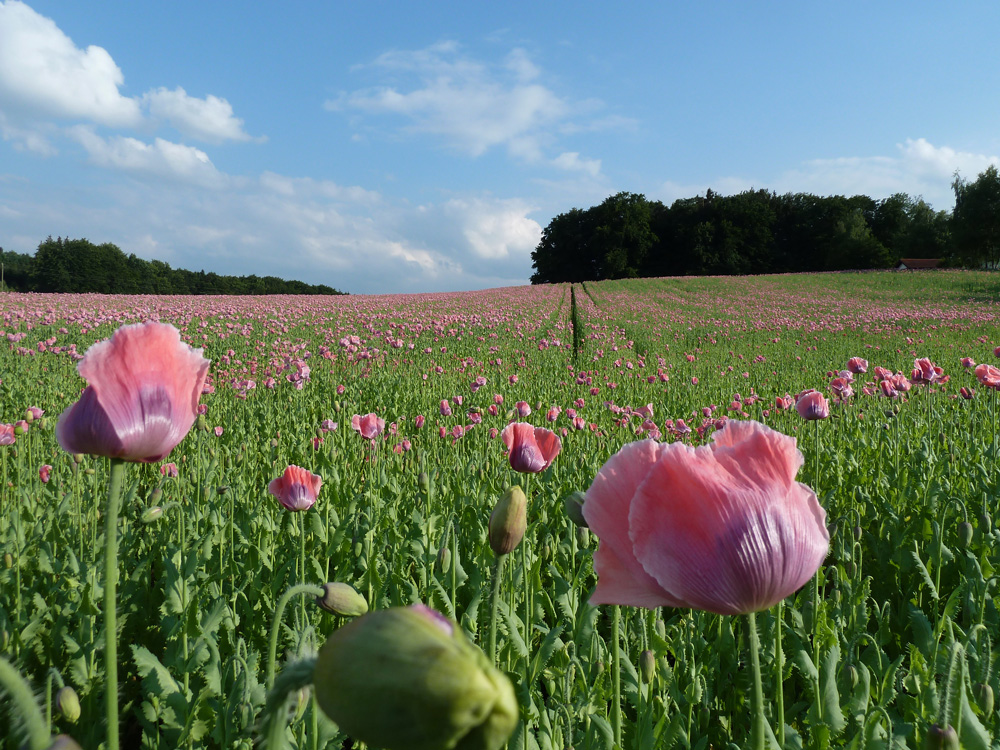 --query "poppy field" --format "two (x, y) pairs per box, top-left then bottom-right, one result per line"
(1, 270), (1000, 750)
